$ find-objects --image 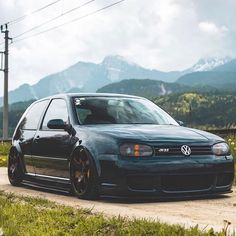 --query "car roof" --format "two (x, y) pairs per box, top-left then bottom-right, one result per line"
(36, 93), (145, 102)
